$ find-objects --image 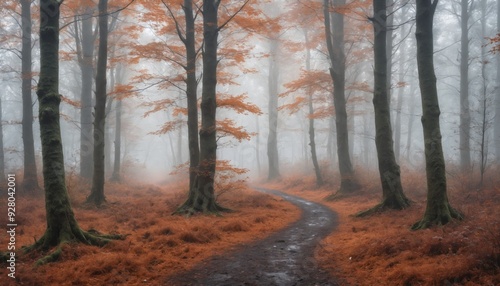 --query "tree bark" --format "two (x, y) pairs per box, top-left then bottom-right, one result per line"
(0, 96), (5, 187)
(479, 0), (488, 188)
(459, 0), (471, 172)
(184, 0), (200, 193)
(87, 0), (109, 206)
(496, 0), (500, 164)
(77, 6), (95, 180)
(267, 38), (280, 180)
(358, 0), (409, 216)
(175, 0), (228, 215)
(412, 0), (462, 230)
(29, 0), (121, 265)
(394, 2), (409, 162)
(110, 99), (122, 182)
(324, 0), (359, 197)
(304, 29), (323, 186)
(405, 82), (417, 162)
(21, 0), (40, 192)
(386, 0), (394, 105)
